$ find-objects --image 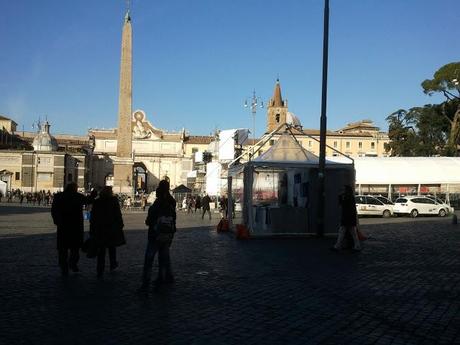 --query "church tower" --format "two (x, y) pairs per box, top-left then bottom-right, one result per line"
(266, 79), (288, 132)
(113, 9), (134, 194)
